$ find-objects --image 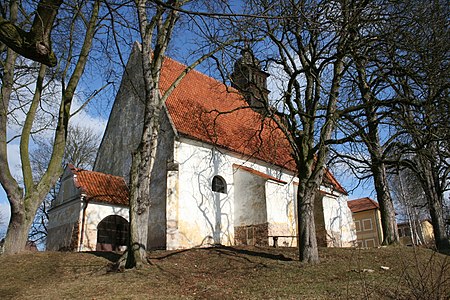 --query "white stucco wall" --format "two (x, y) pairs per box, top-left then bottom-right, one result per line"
(79, 202), (129, 251)
(172, 137), (297, 249)
(172, 137), (356, 250)
(46, 200), (82, 251)
(321, 189), (357, 247)
(234, 169), (267, 226)
(47, 167), (83, 251)
(266, 180), (297, 246)
(173, 140), (235, 249)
